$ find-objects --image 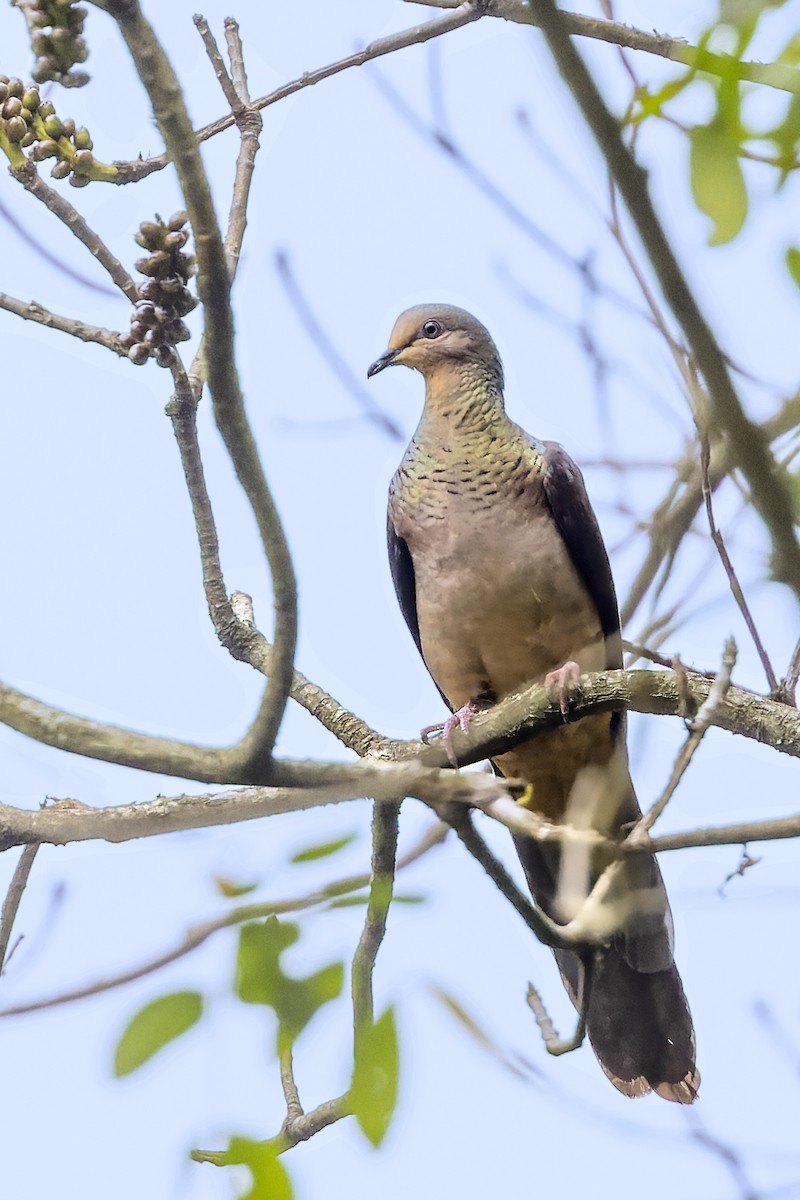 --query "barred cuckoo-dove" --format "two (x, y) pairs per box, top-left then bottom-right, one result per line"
(368, 303), (698, 1103)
